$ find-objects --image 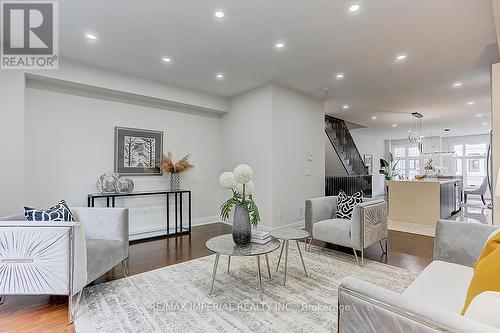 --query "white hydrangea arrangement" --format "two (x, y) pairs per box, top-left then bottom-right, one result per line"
(219, 164), (260, 226)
